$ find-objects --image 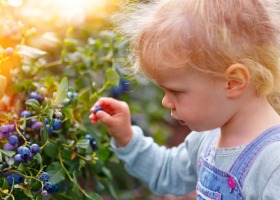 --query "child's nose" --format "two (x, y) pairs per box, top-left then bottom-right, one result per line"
(162, 95), (174, 110)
